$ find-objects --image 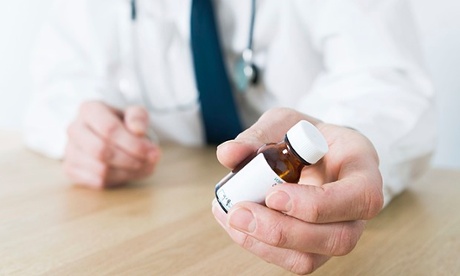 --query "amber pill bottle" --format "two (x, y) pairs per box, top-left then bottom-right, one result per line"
(215, 120), (329, 213)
